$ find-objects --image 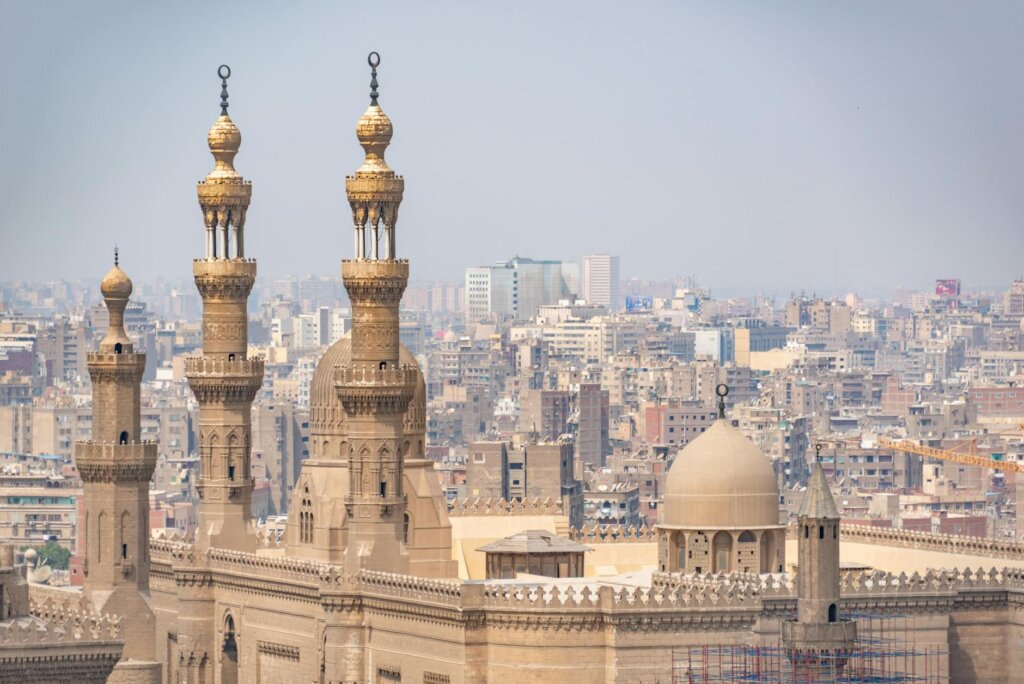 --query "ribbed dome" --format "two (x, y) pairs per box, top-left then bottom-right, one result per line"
(100, 265), (132, 299)
(309, 335), (425, 458)
(662, 420), (779, 529)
